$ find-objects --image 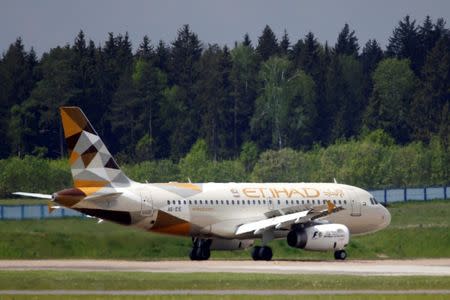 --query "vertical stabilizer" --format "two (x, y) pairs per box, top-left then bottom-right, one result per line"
(60, 107), (131, 194)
